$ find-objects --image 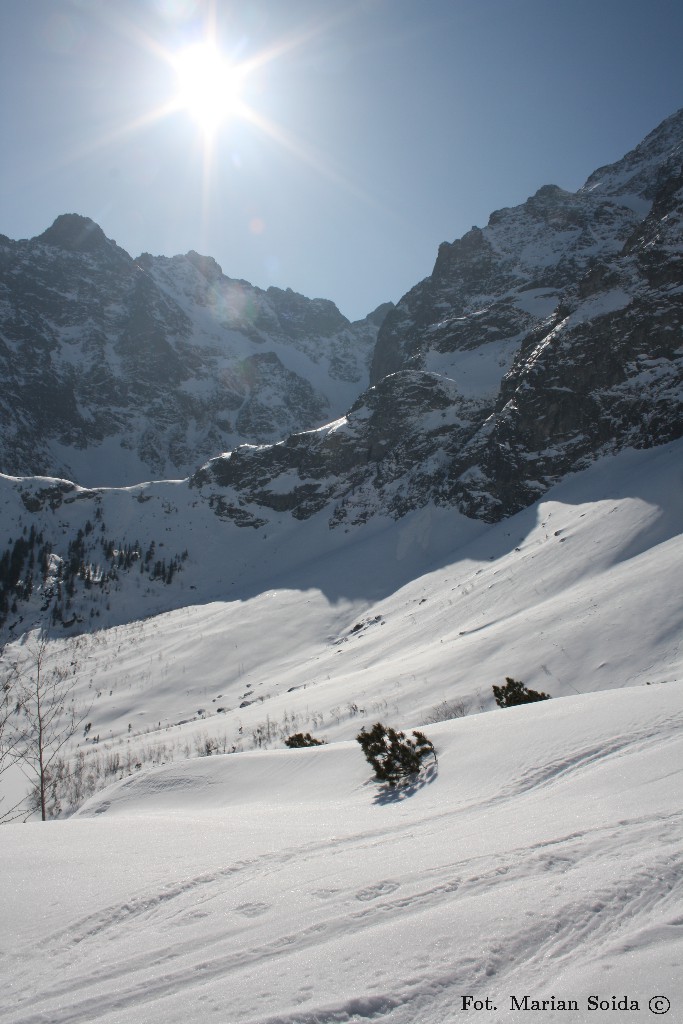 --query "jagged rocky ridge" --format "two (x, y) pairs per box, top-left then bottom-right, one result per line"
(196, 107), (683, 522)
(0, 109), (682, 640)
(0, 216), (389, 485)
